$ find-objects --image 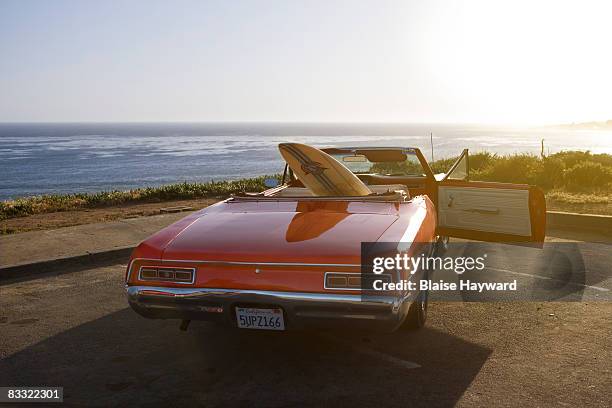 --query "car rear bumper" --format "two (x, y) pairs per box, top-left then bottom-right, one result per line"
(126, 285), (412, 331)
